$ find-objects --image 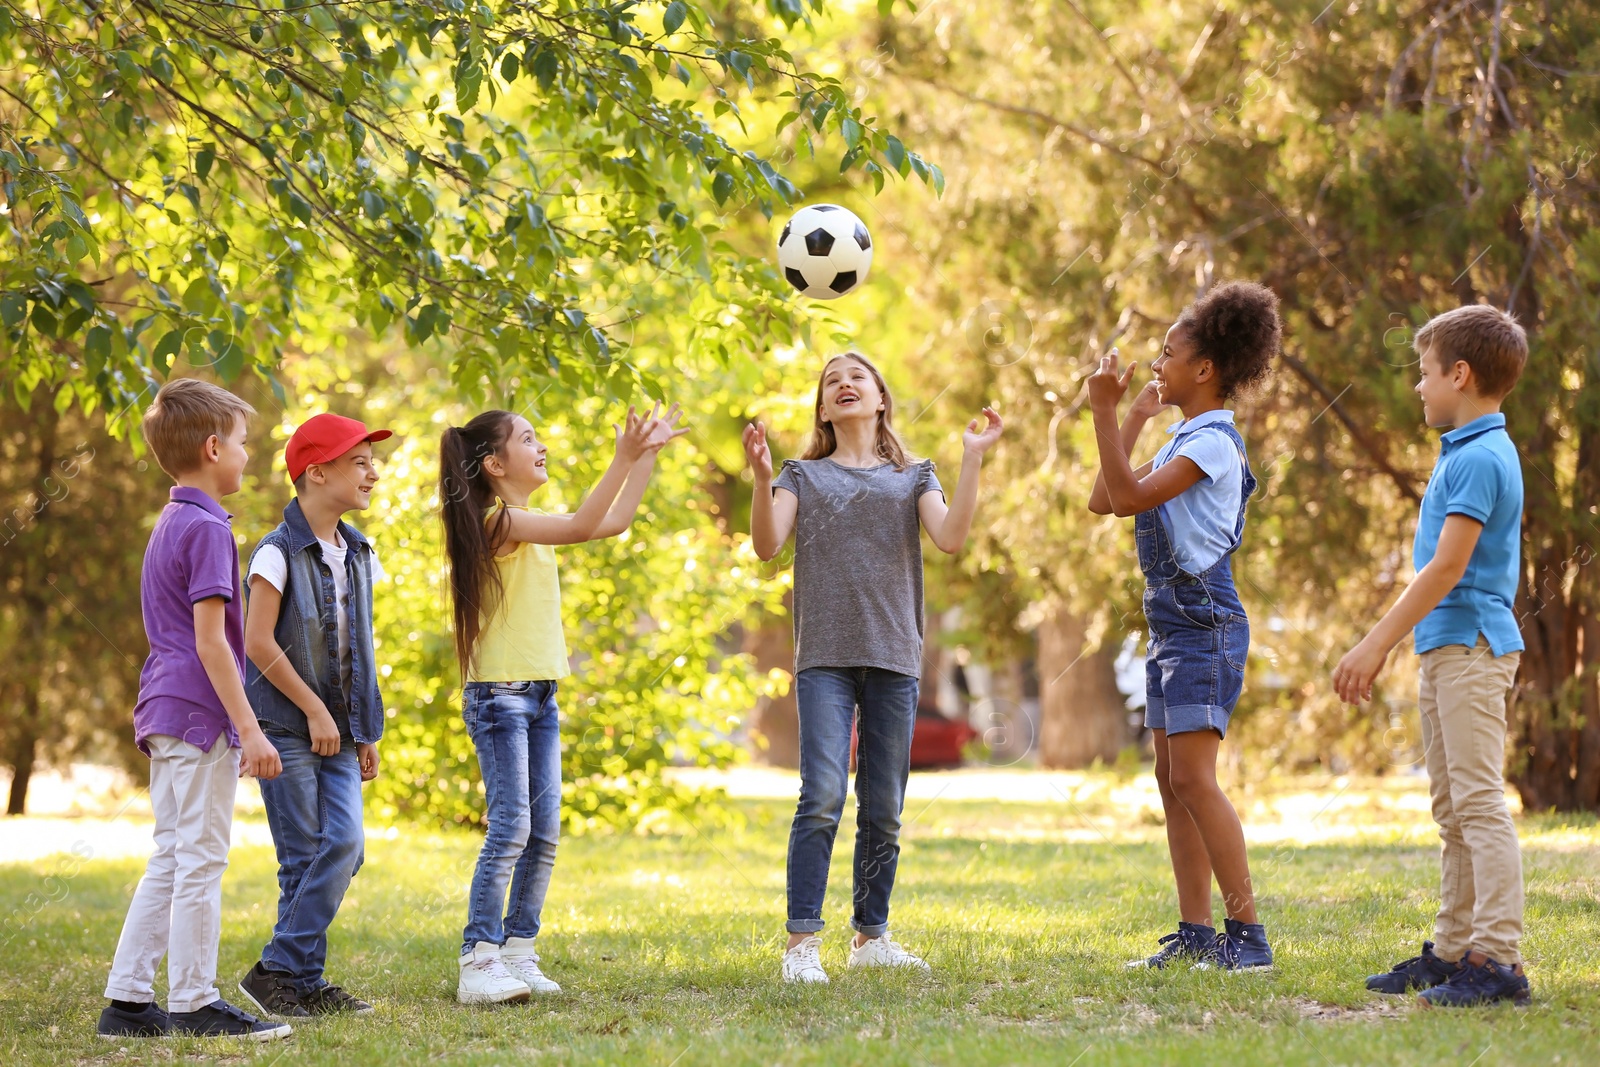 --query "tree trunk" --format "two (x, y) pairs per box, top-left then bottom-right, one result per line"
(1036, 609), (1127, 768)
(744, 592), (800, 768)
(4, 685), (39, 816)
